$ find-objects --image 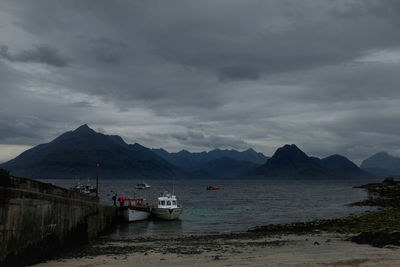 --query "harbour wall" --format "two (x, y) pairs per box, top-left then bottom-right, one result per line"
(0, 173), (117, 266)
